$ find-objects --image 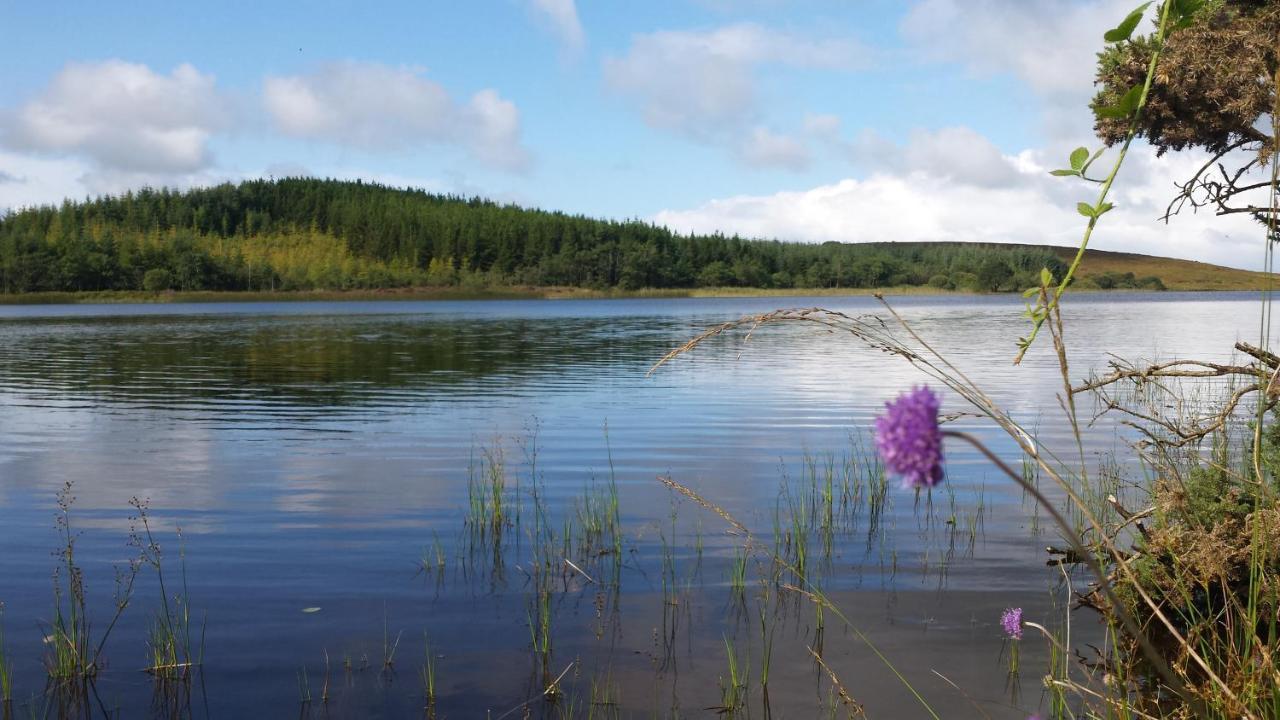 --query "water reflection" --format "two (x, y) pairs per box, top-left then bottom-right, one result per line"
(0, 292), (1266, 718)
